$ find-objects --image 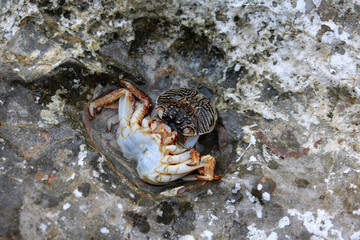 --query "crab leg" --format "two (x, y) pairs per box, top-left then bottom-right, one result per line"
(163, 145), (187, 155)
(172, 155), (220, 181)
(186, 149), (201, 166)
(141, 172), (191, 184)
(160, 148), (201, 166)
(193, 155), (221, 181)
(120, 80), (152, 124)
(152, 154), (220, 182)
(130, 102), (148, 128)
(103, 102), (119, 109)
(120, 80), (151, 104)
(155, 159), (206, 175)
(88, 88), (127, 117)
(100, 89), (134, 131)
(161, 151), (191, 164)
